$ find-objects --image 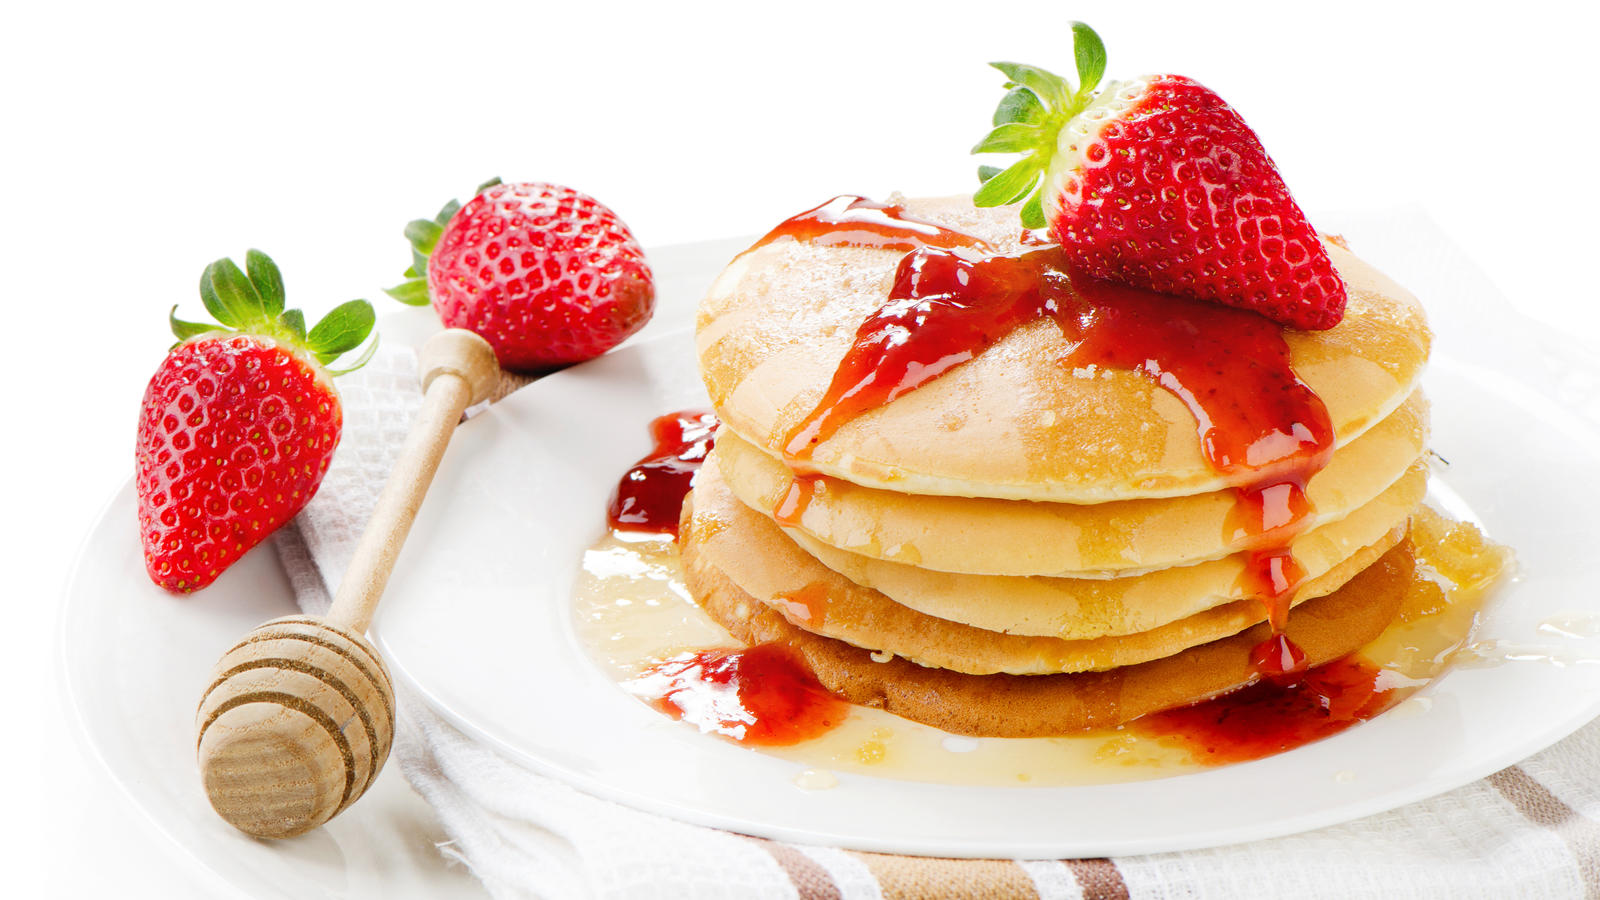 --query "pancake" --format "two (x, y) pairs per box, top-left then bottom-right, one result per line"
(696, 196), (1431, 503)
(684, 469), (1407, 675)
(680, 495), (1415, 736)
(783, 460), (1425, 637)
(716, 391), (1428, 577)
